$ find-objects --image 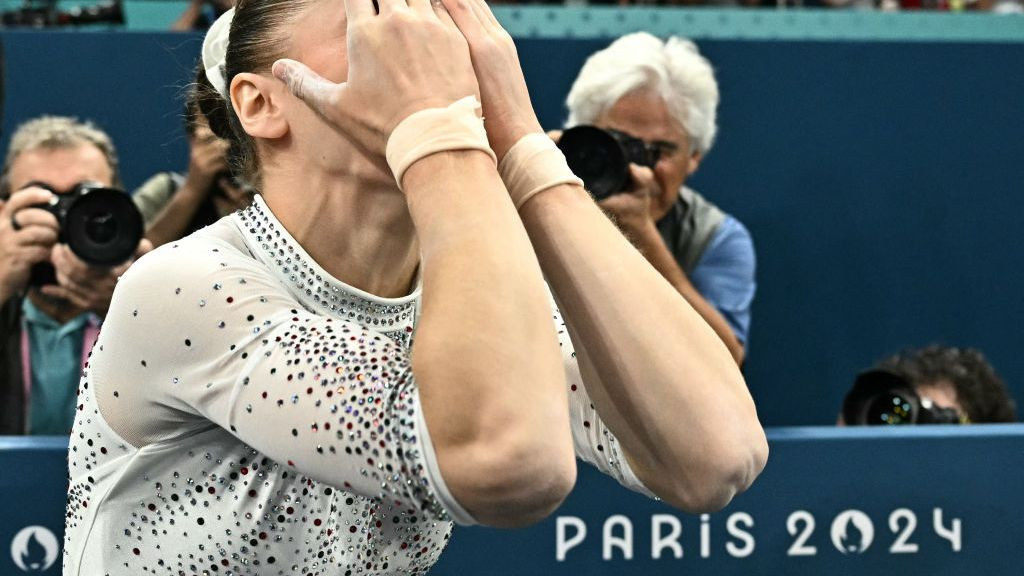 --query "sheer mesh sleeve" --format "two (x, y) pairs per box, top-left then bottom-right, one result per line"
(93, 238), (476, 525)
